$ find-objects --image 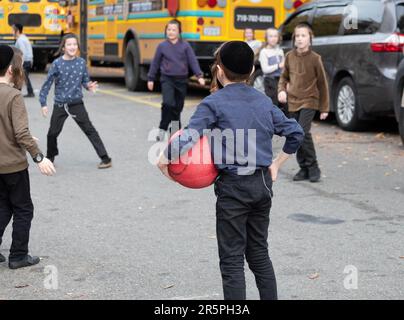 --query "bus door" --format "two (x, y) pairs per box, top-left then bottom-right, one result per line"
(104, 0), (116, 41)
